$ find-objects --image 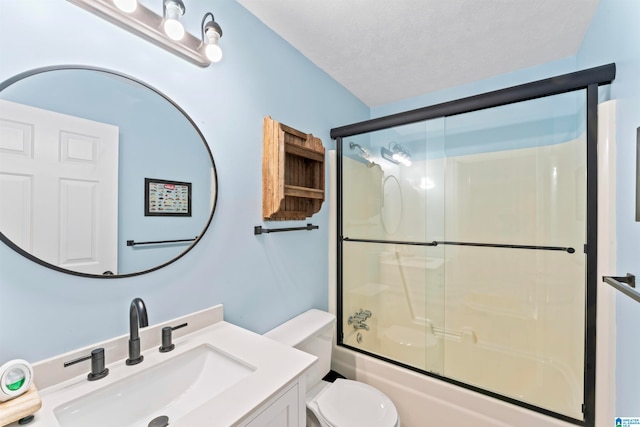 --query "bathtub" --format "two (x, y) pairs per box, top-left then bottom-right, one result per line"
(335, 326), (579, 427)
(332, 340), (577, 427)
